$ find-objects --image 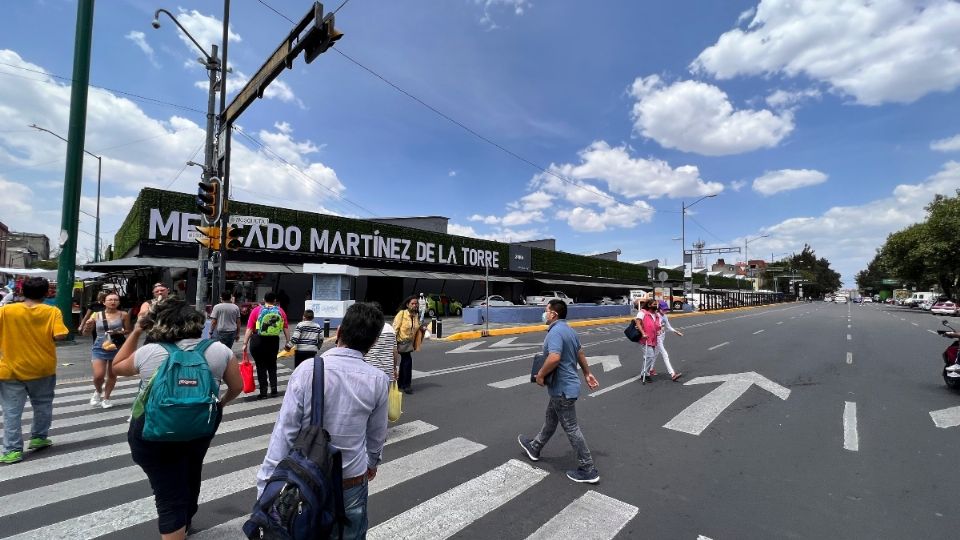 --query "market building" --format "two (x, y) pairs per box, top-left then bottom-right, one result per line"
(85, 188), (740, 321)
